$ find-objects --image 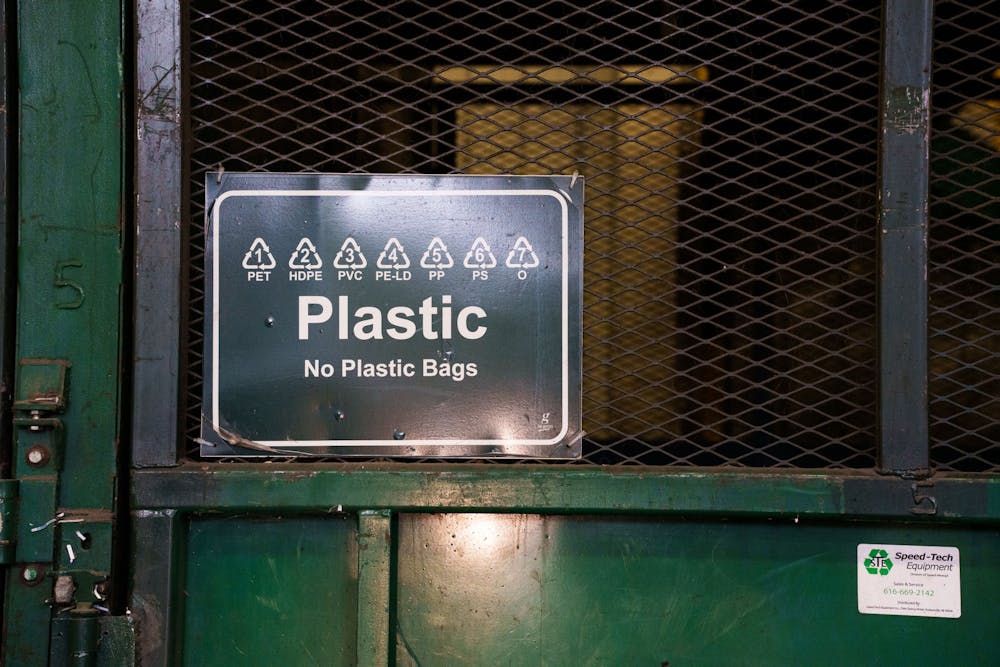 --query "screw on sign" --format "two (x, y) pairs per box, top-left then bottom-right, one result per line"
(864, 548), (893, 576)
